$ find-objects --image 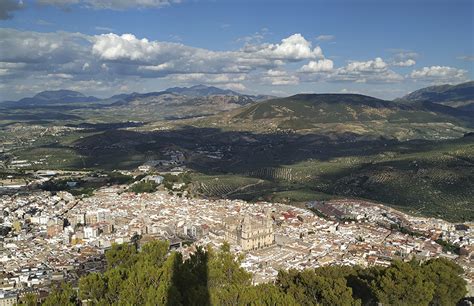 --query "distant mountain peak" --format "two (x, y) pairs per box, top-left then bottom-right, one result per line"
(33, 89), (86, 100)
(165, 84), (241, 97)
(397, 81), (474, 109)
(1, 89), (99, 107)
